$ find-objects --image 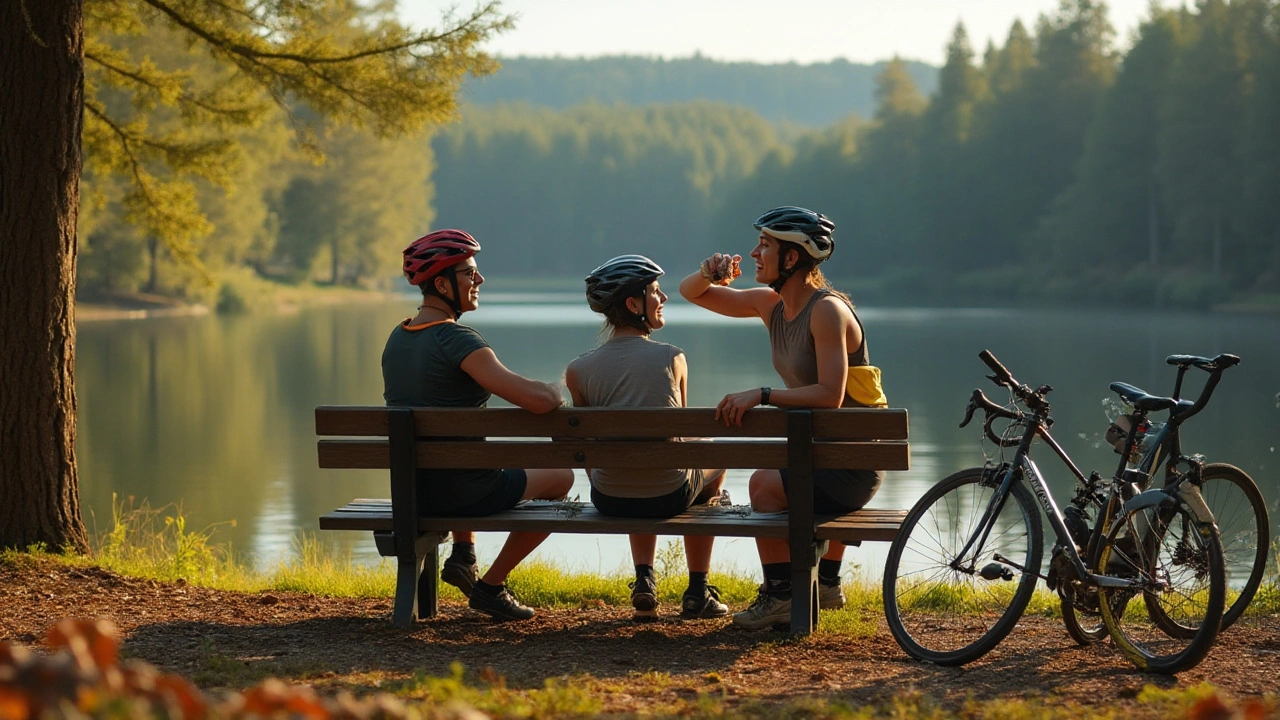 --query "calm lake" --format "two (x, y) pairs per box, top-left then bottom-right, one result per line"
(75, 296), (1280, 579)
